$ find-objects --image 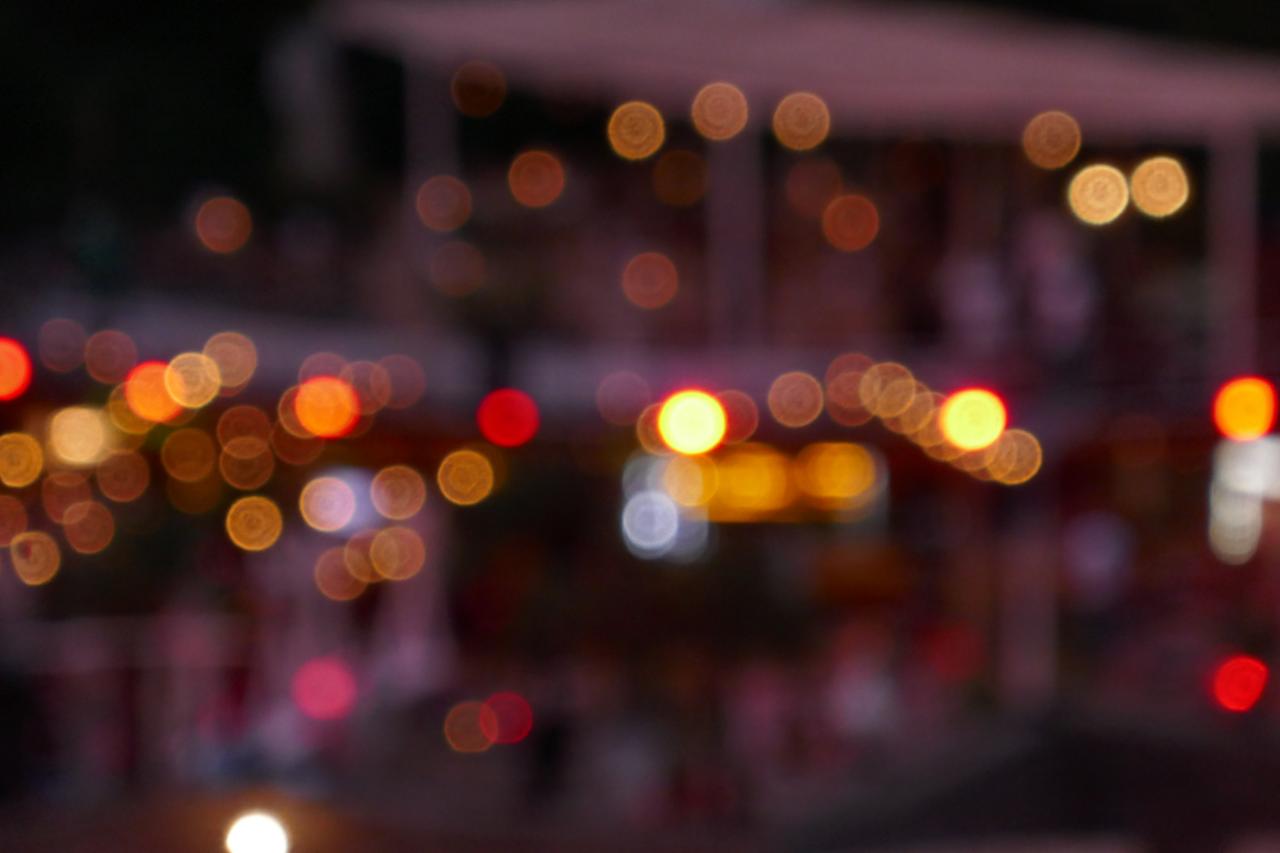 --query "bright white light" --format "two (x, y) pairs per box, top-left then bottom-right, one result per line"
(621, 490), (680, 557)
(1208, 483), (1262, 566)
(225, 811), (290, 853)
(1213, 437), (1280, 498)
